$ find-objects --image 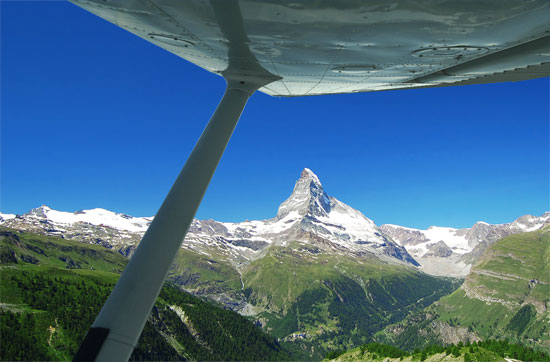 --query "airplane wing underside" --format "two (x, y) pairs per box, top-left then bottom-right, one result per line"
(70, 0), (550, 96)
